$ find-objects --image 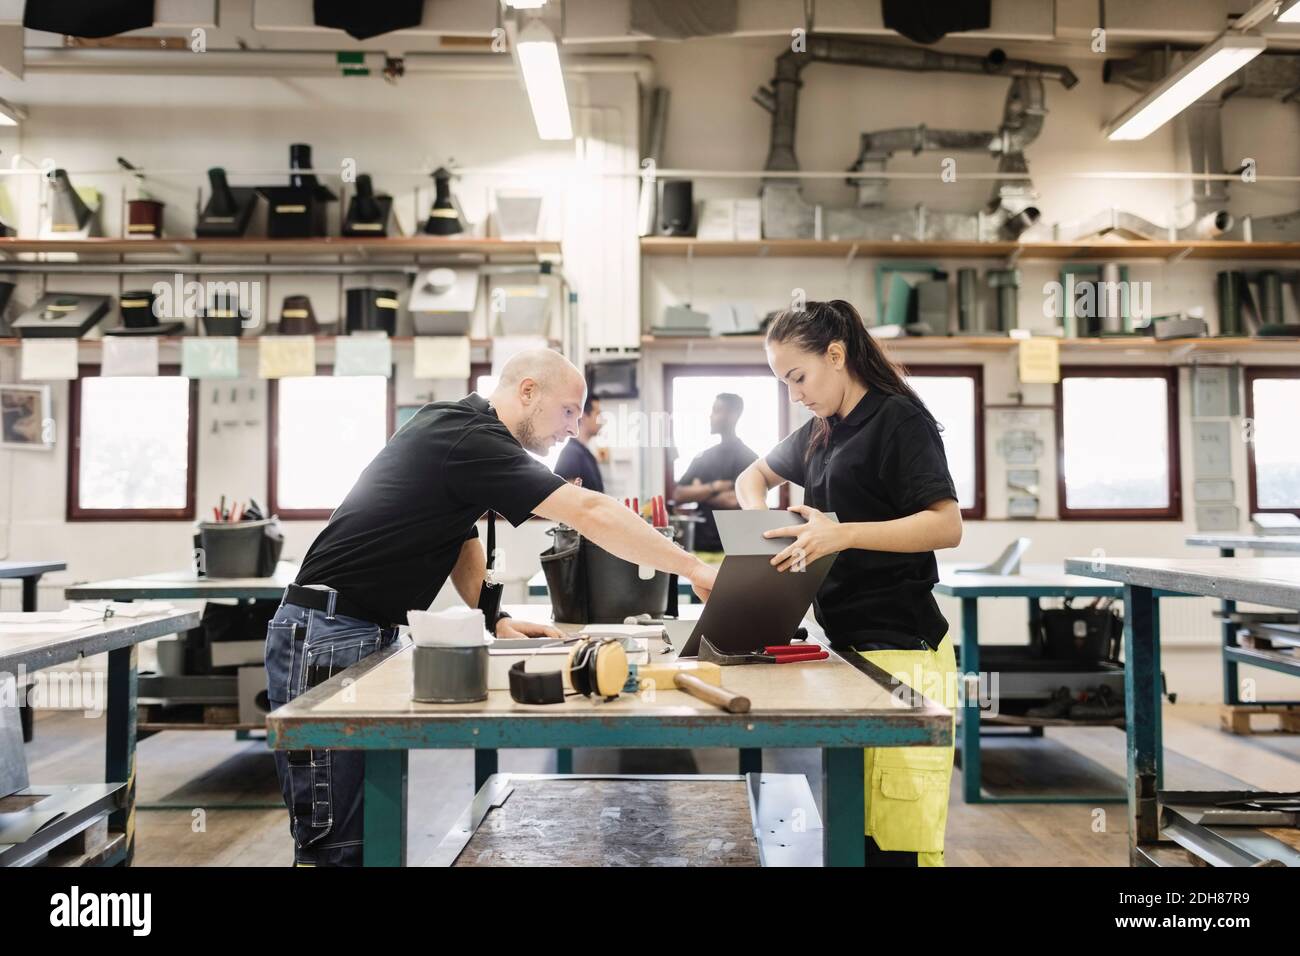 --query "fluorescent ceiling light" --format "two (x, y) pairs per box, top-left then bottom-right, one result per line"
(1278, 0), (1300, 23)
(516, 20), (572, 141)
(1106, 34), (1265, 141)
